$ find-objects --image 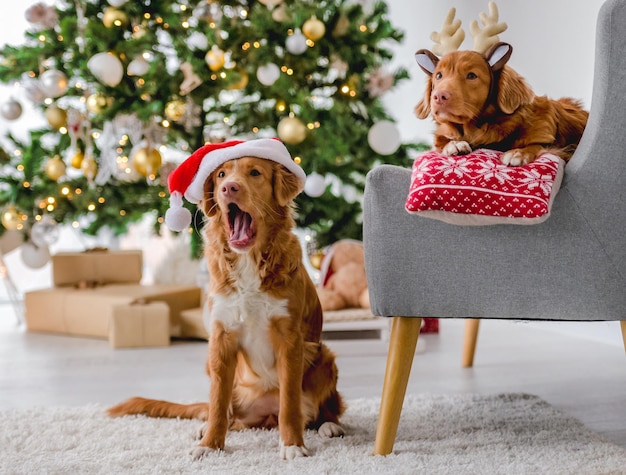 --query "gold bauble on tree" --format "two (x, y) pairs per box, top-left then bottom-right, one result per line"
(103, 7), (128, 28)
(44, 155), (66, 181)
(205, 46), (225, 72)
(302, 16), (326, 41)
(227, 68), (249, 91)
(44, 105), (67, 130)
(164, 100), (186, 122)
(86, 93), (109, 114)
(71, 150), (84, 169)
(81, 156), (98, 180)
(1, 205), (22, 231)
(277, 115), (307, 145)
(132, 146), (162, 177)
